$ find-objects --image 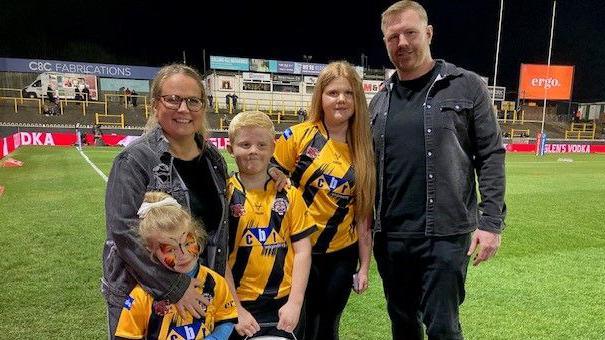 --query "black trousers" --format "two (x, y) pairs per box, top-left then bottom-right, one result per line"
(374, 233), (471, 340)
(305, 244), (359, 340)
(229, 296), (304, 340)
